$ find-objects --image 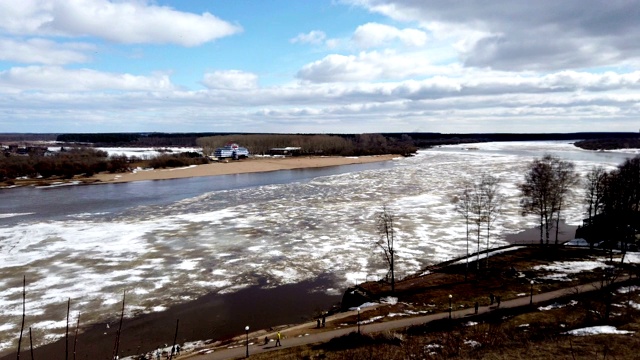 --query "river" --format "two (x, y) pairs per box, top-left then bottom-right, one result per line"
(0, 141), (636, 357)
